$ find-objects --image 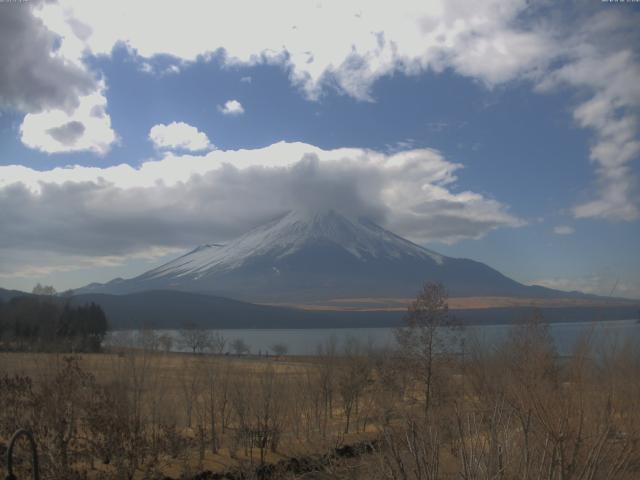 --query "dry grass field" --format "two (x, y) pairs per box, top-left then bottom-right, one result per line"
(0, 350), (311, 383)
(0, 350), (380, 479)
(1, 307), (639, 479)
